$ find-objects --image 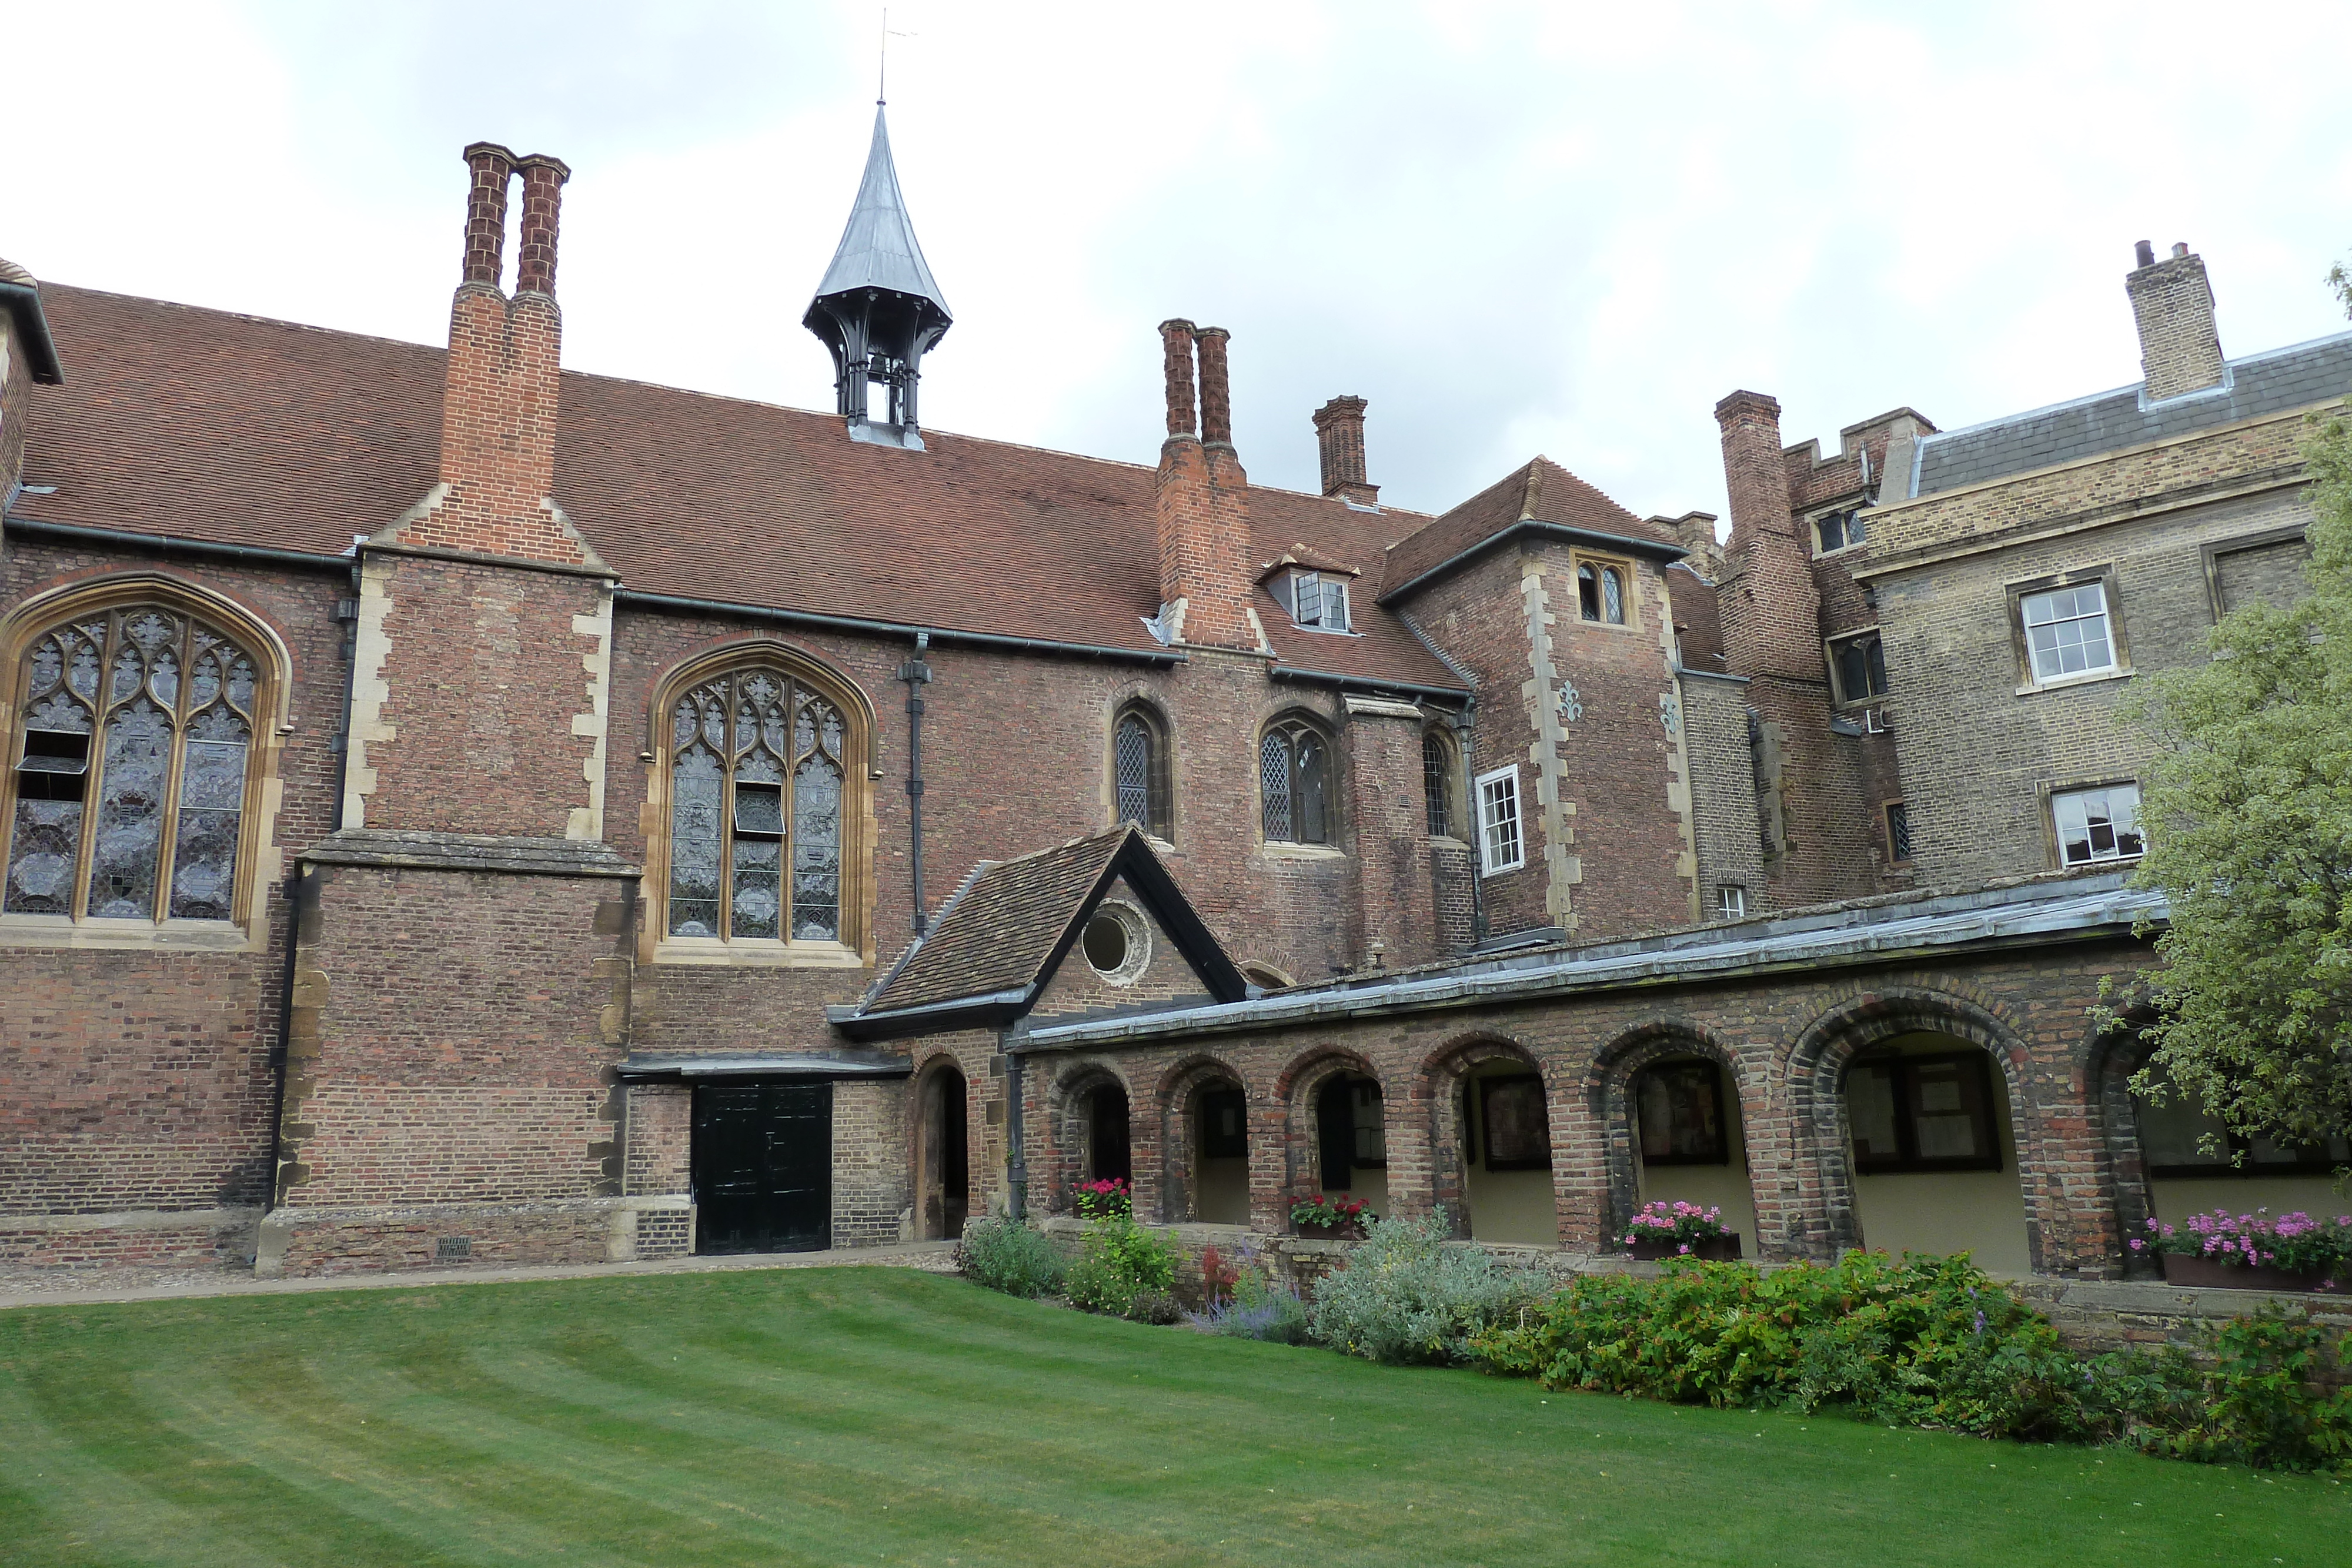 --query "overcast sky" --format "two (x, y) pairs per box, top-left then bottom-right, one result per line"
(13, 2), (2352, 527)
